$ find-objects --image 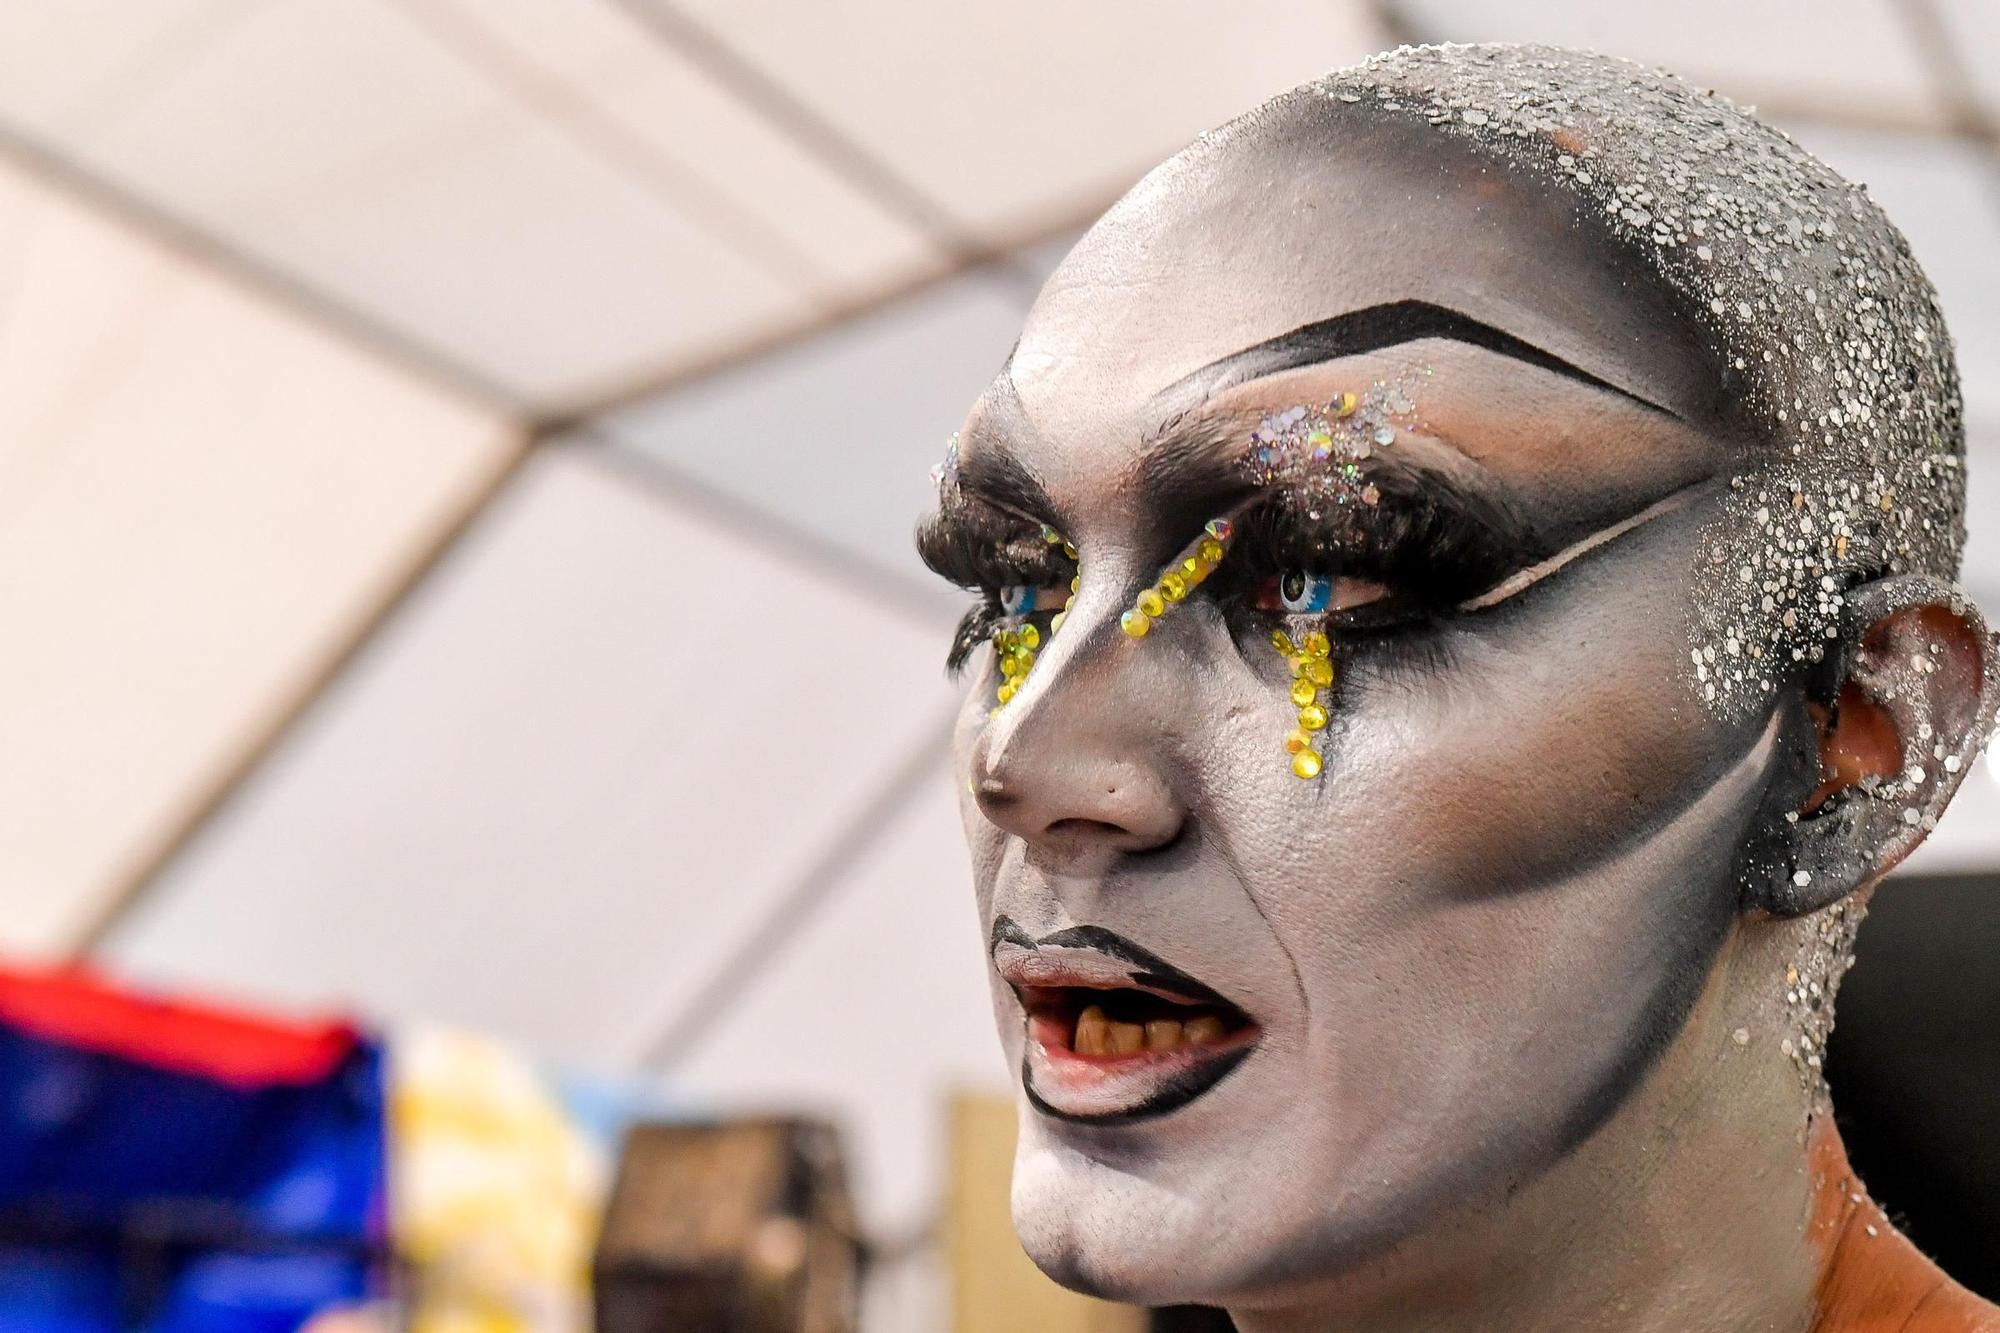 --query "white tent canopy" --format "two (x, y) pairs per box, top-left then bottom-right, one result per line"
(0, 0), (1995, 1240)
